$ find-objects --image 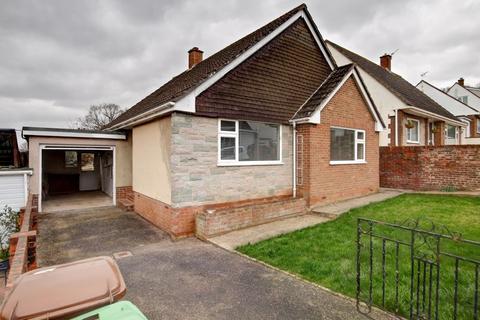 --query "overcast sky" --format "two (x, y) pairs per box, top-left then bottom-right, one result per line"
(1, 0), (479, 130)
